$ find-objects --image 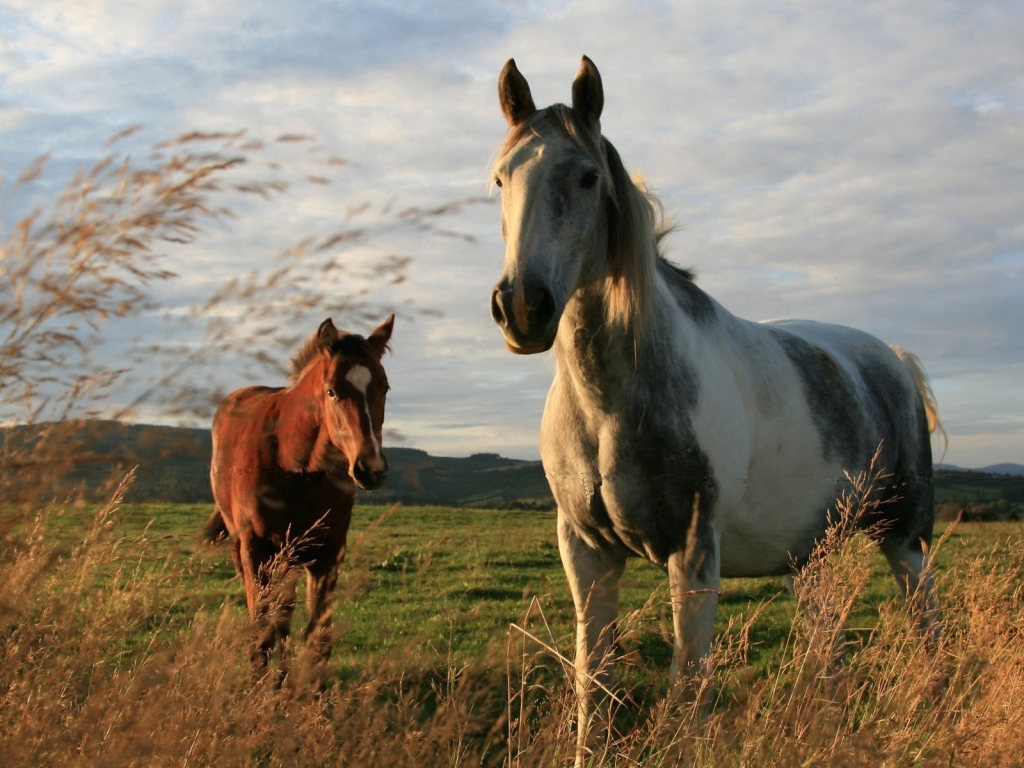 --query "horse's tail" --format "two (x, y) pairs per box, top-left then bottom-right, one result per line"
(202, 508), (230, 544)
(891, 345), (948, 458)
